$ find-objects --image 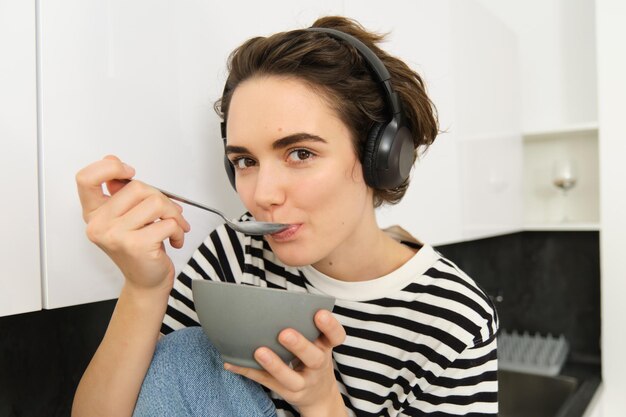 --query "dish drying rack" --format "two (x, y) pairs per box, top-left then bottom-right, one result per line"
(498, 329), (569, 376)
